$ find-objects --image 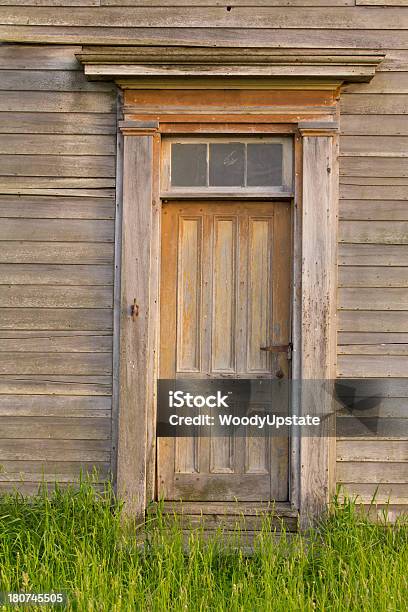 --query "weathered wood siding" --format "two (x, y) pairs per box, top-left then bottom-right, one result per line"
(1, 1), (408, 509)
(0, 44), (116, 493)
